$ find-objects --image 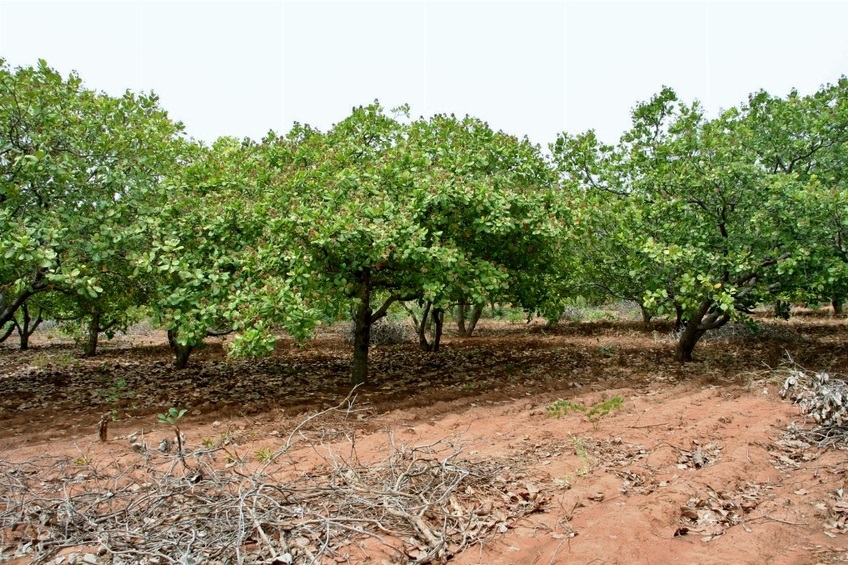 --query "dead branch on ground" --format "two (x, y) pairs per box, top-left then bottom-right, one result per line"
(0, 399), (542, 564)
